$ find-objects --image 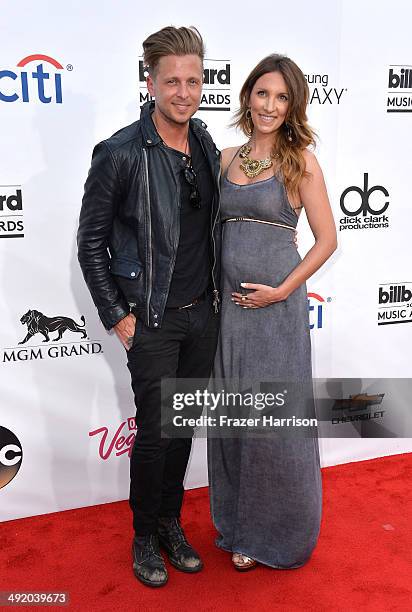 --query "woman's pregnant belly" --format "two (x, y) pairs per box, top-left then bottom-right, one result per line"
(221, 222), (301, 291)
